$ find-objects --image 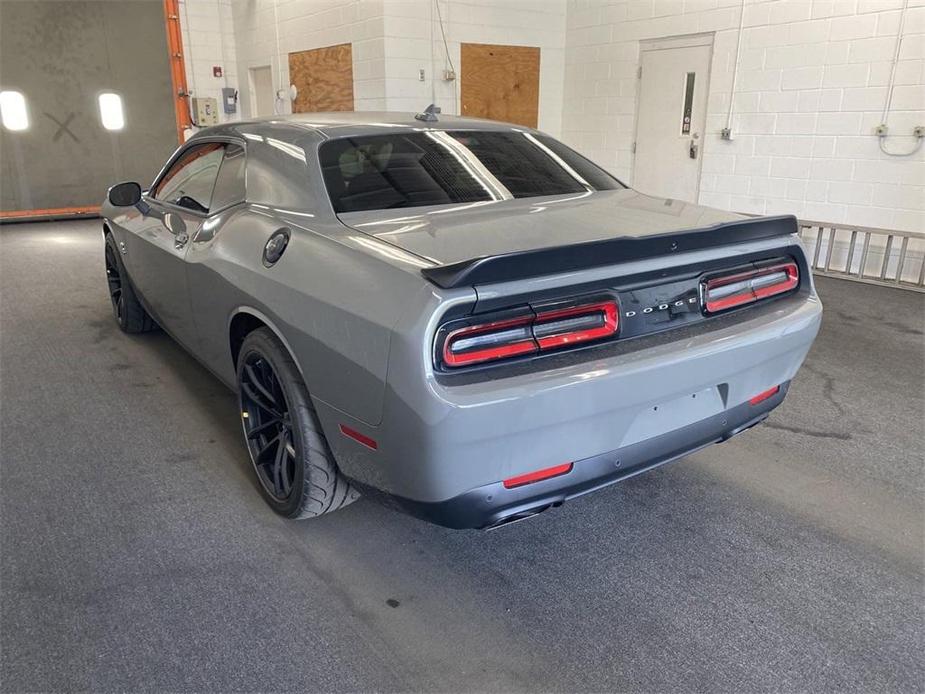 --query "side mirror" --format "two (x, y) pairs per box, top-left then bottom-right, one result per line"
(108, 181), (142, 207)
